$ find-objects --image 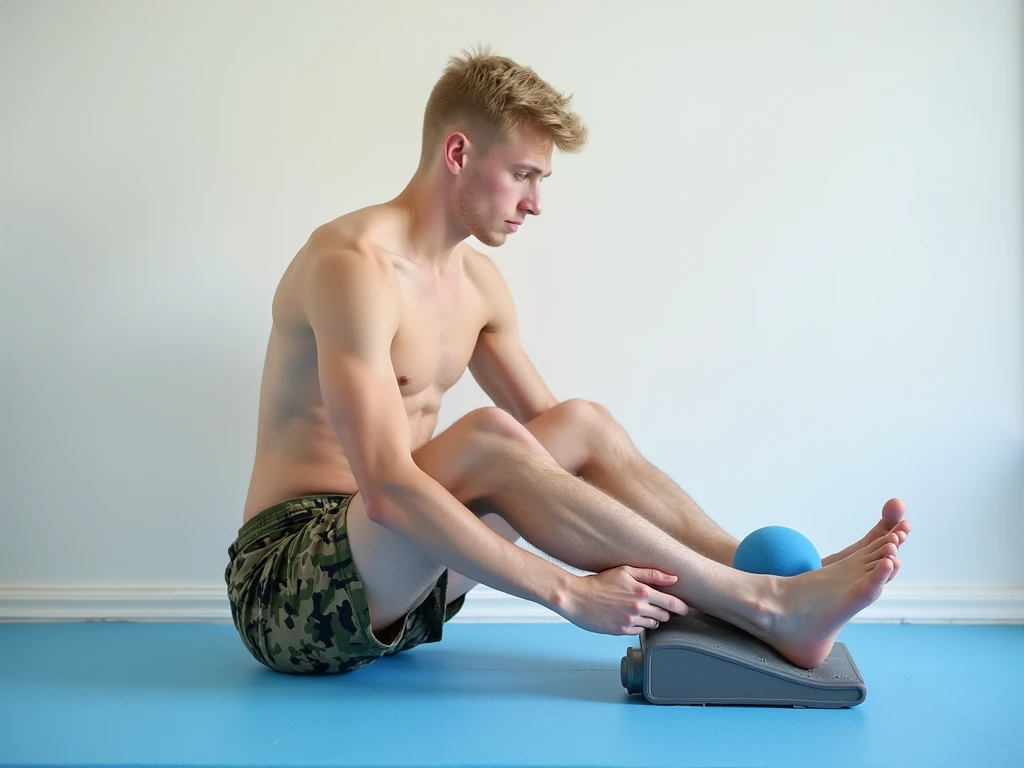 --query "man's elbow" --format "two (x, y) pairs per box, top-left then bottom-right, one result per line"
(357, 464), (420, 524)
(361, 481), (409, 524)
(361, 494), (392, 524)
